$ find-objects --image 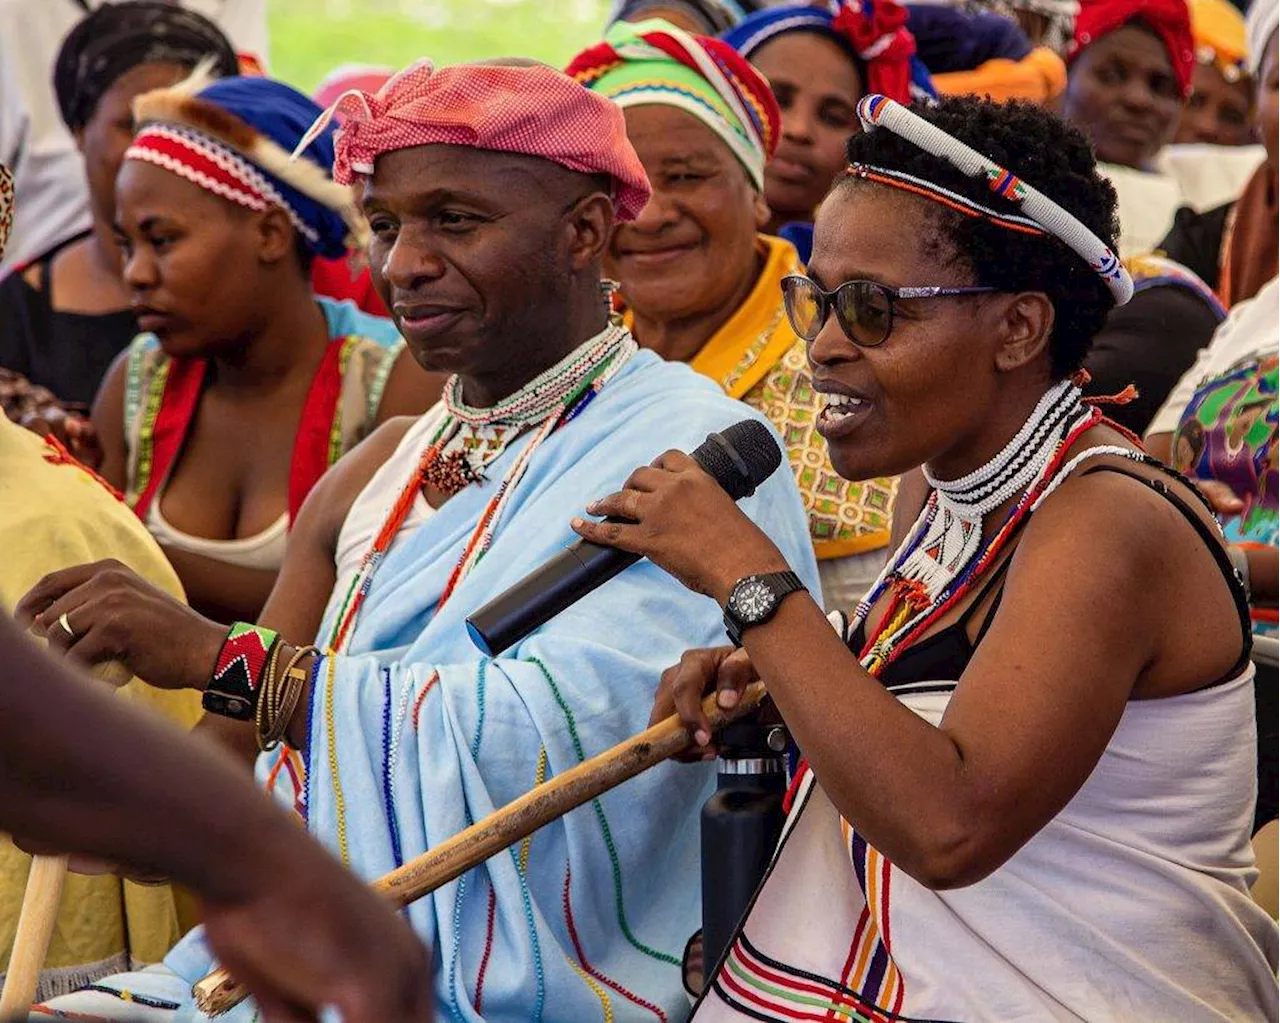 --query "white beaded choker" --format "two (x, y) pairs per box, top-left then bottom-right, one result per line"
(890, 379), (1090, 604)
(924, 379), (1087, 521)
